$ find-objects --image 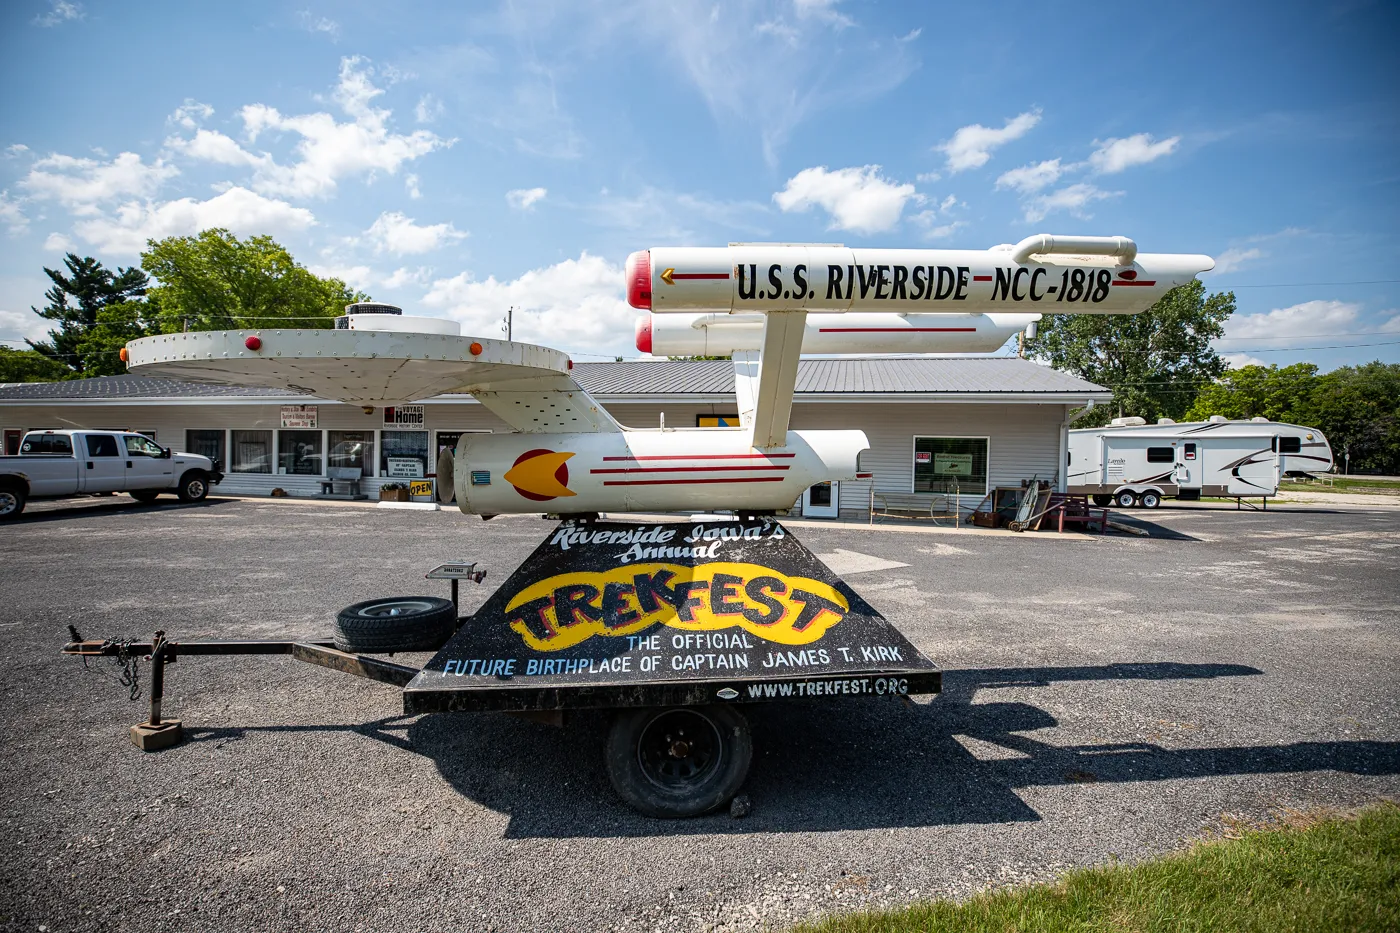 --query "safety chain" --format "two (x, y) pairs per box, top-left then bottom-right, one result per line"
(81, 639), (143, 701)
